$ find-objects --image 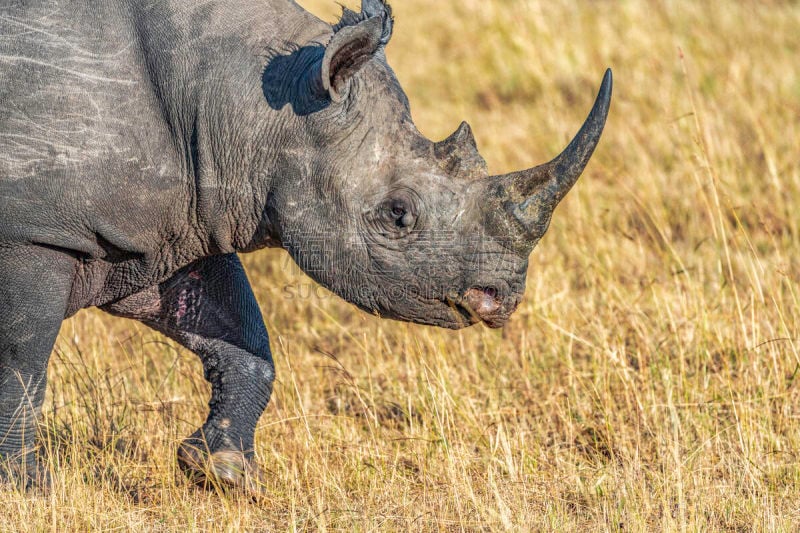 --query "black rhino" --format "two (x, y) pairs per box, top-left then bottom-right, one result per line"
(0, 0), (611, 492)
